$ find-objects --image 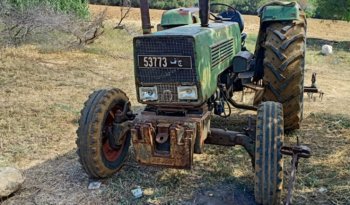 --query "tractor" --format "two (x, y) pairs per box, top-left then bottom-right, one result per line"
(76, 1), (311, 204)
